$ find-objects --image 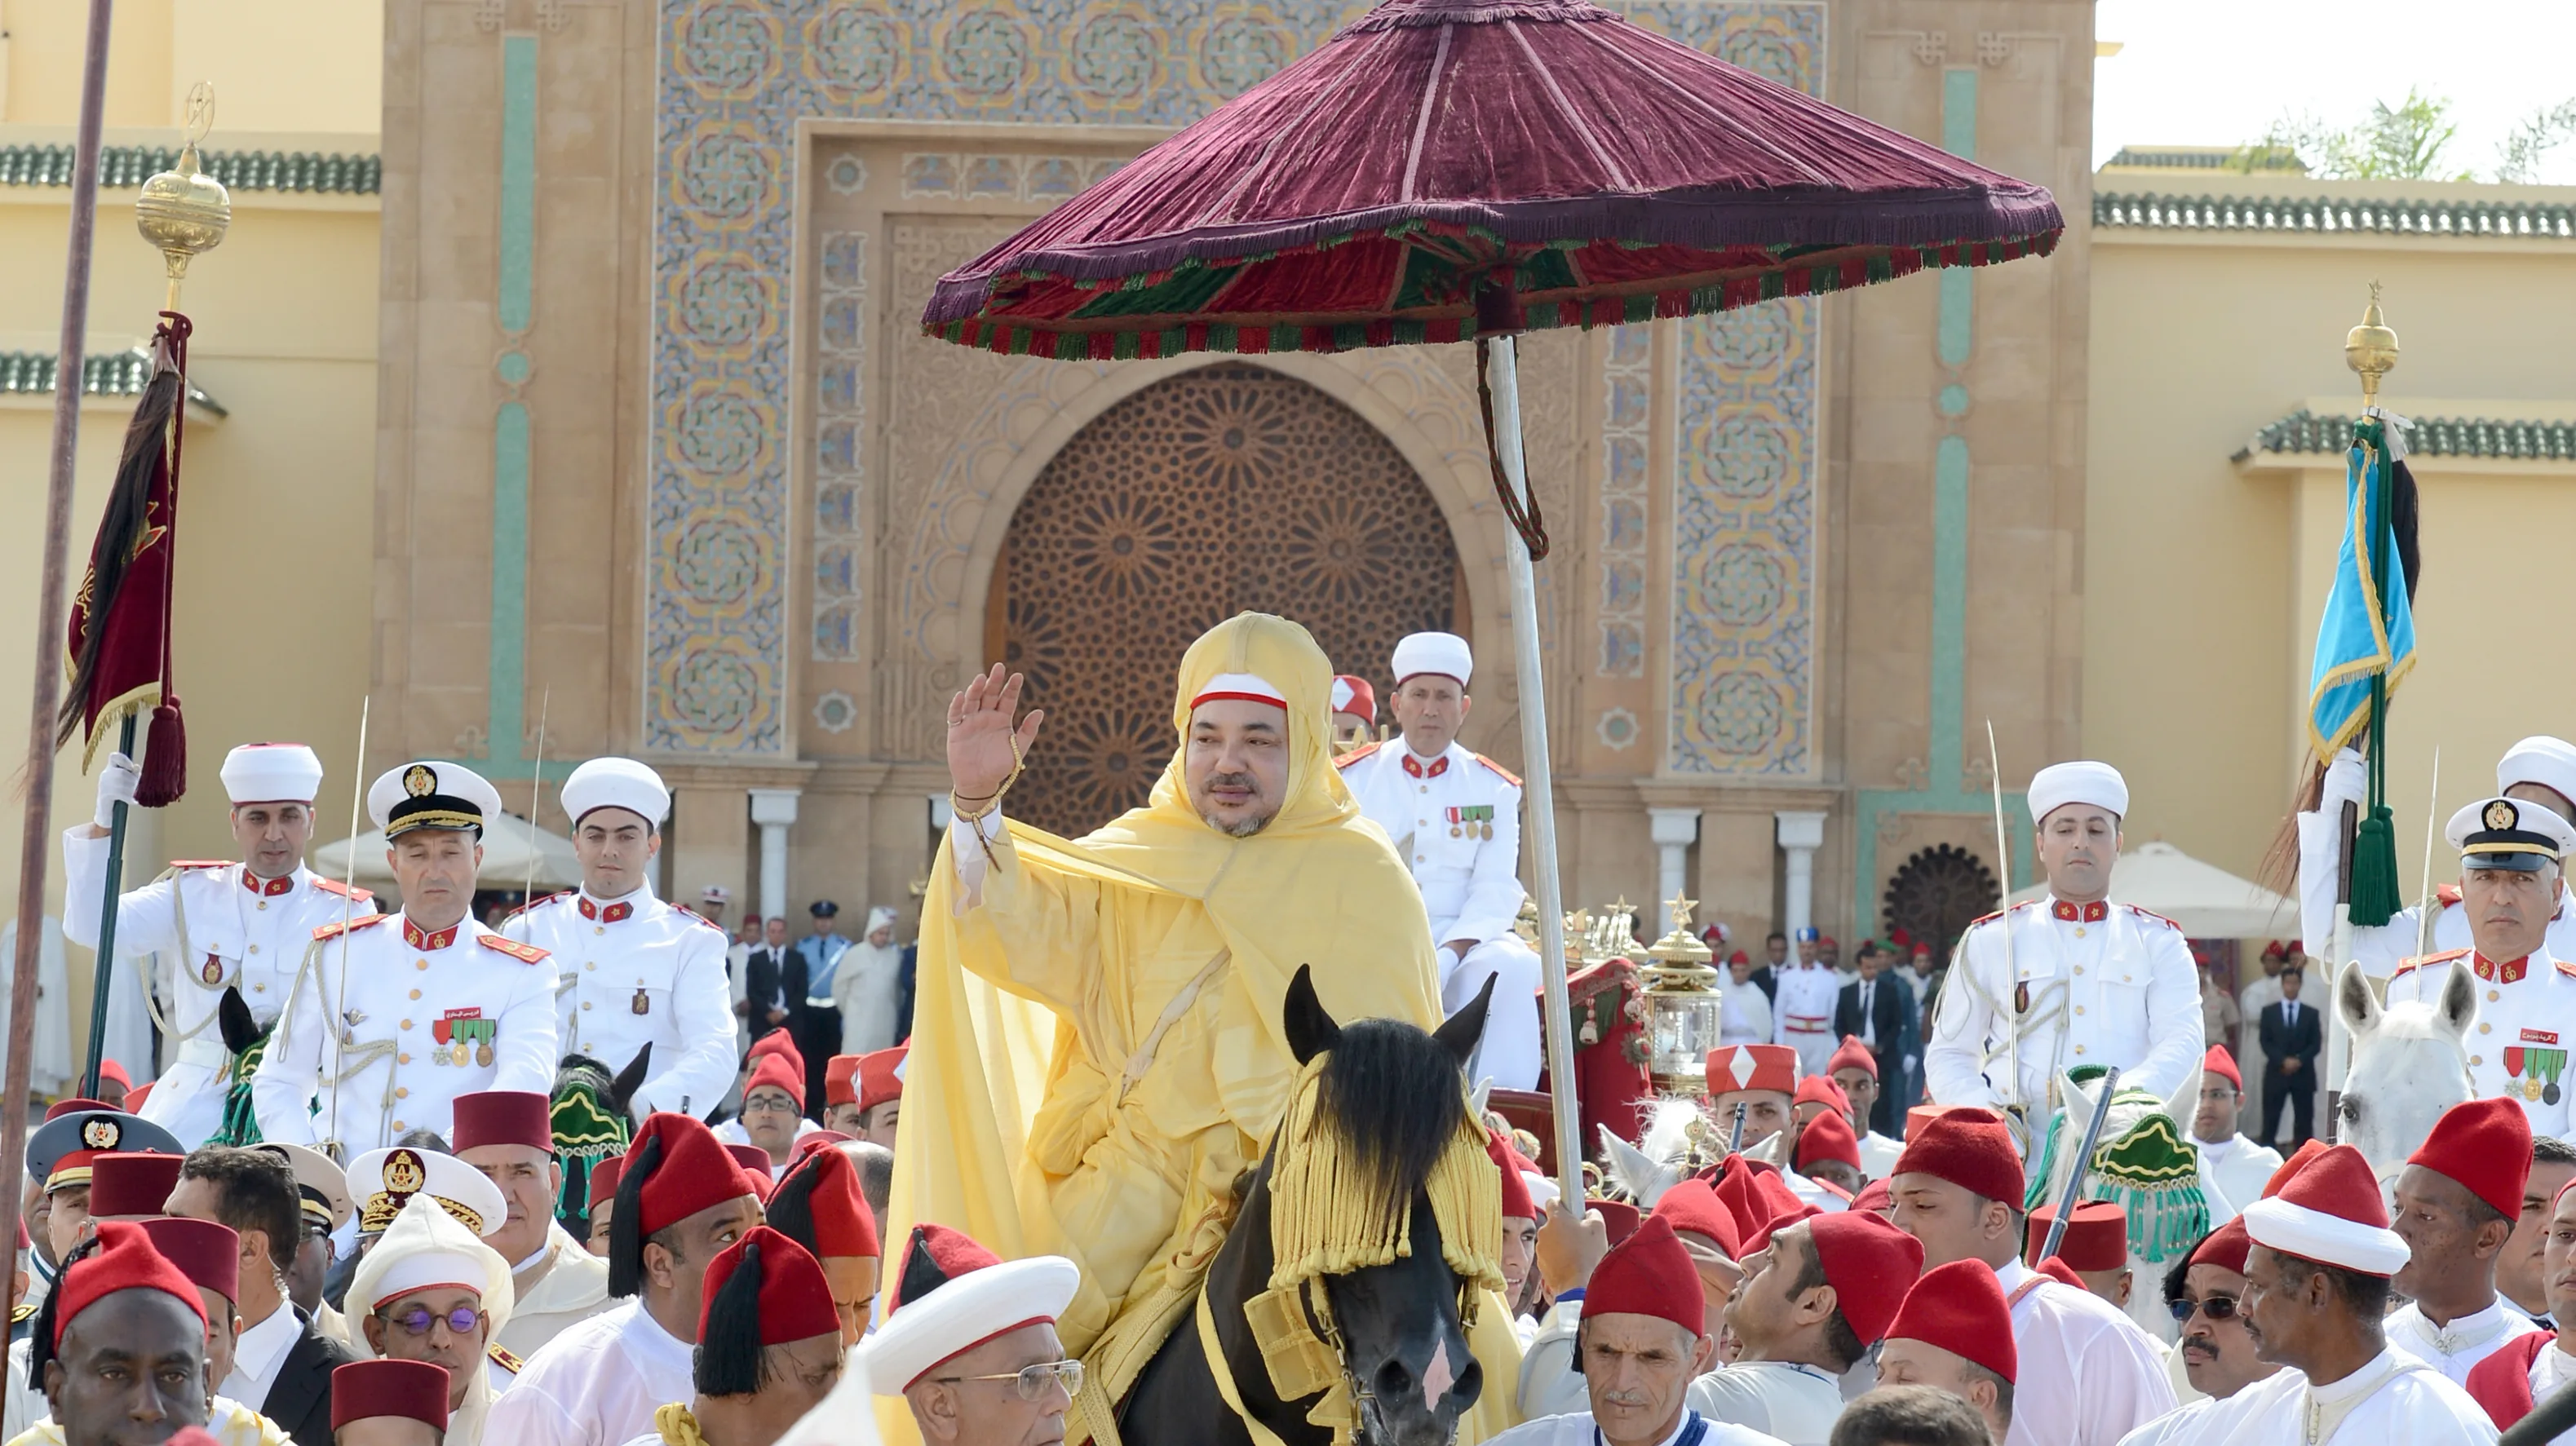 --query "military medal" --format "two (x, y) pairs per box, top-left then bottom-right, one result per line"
(454, 1041), (473, 1068)
(476, 1041), (494, 1068)
(201, 953), (224, 986)
(2506, 1046), (2530, 1100)
(1477, 806), (1494, 841)
(2546, 1049), (2566, 1107)
(1447, 807), (1462, 839)
(632, 987), (650, 1016)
